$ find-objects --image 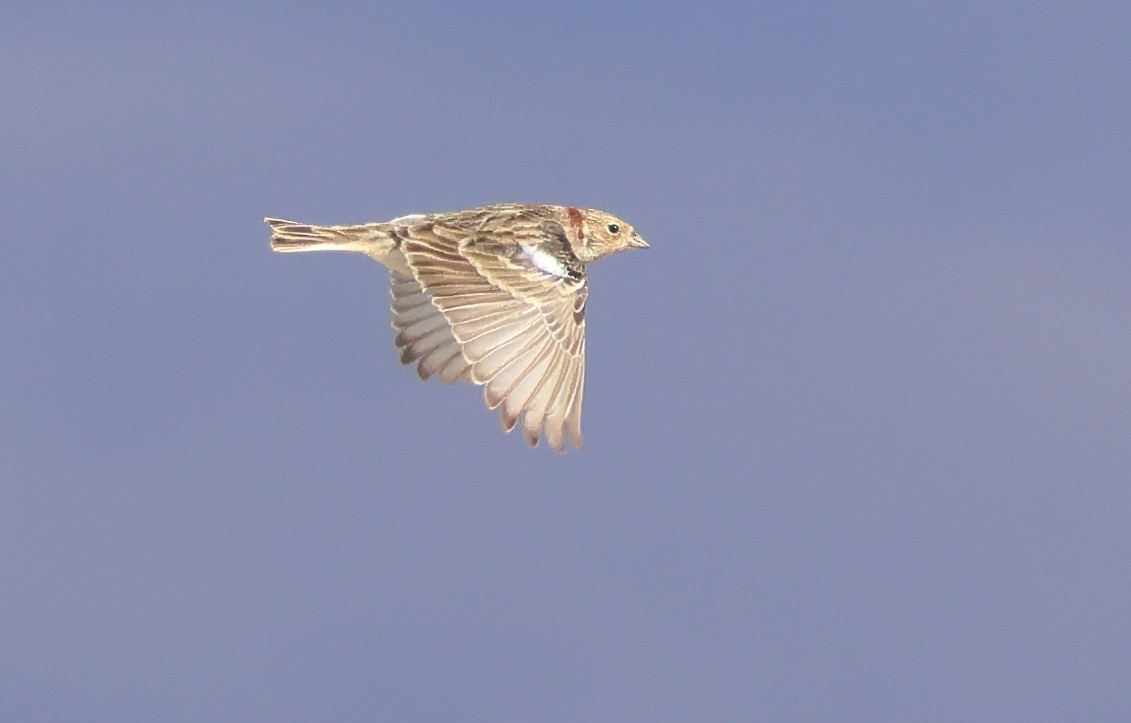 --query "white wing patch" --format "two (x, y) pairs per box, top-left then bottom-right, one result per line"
(389, 213), (428, 224)
(521, 243), (569, 278)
